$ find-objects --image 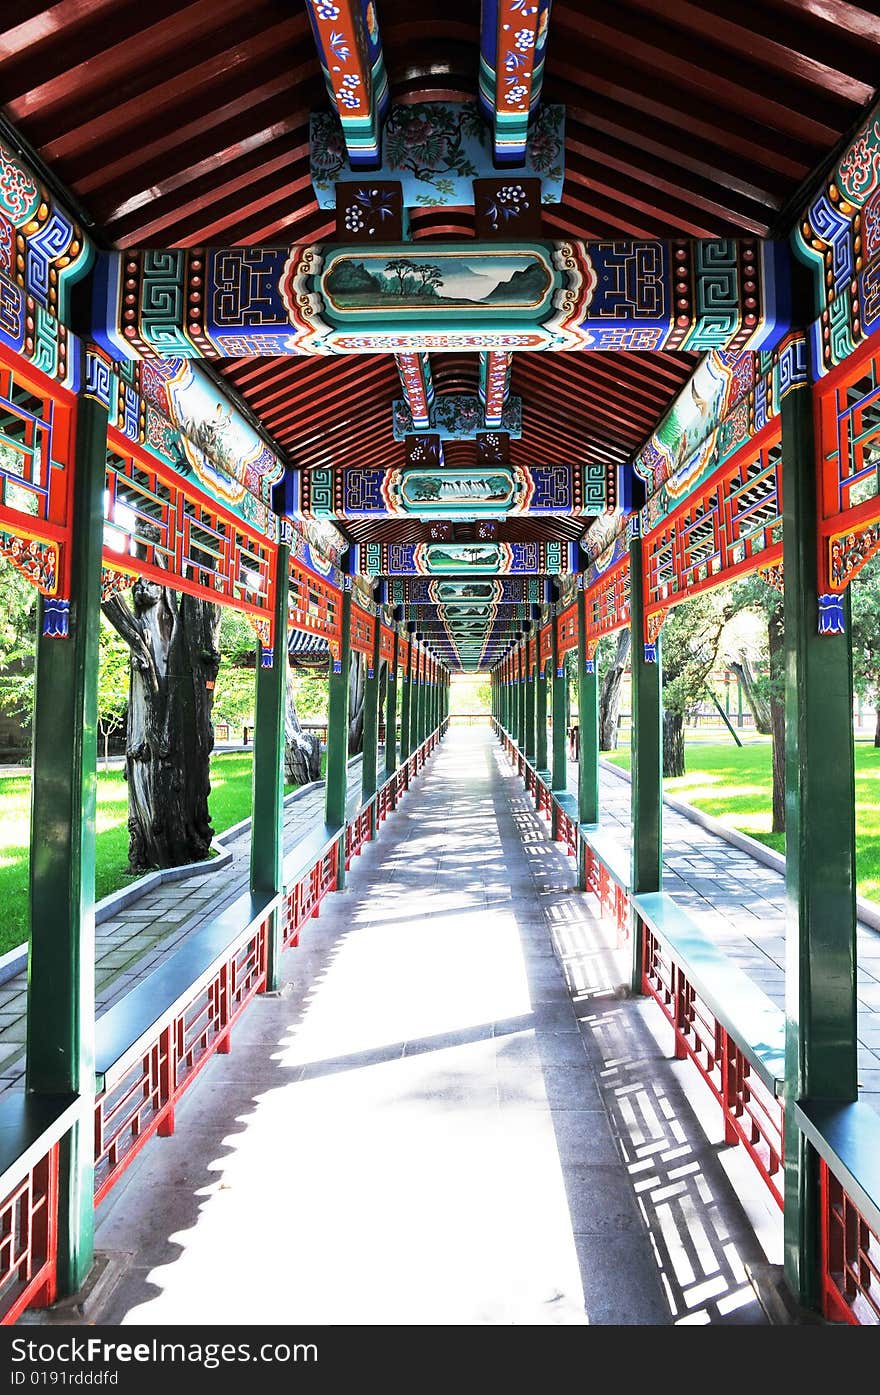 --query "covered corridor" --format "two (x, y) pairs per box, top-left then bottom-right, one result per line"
(81, 727), (771, 1327)
(1, 0), (880, 1339)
